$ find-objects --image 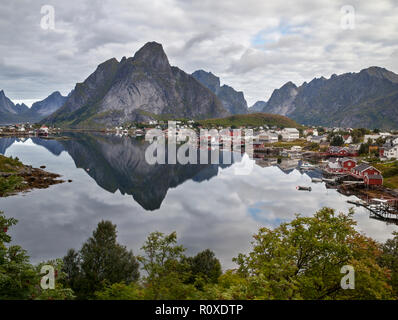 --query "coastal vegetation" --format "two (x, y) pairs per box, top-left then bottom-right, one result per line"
(1, 207), (398, 300)
(0, 155), (25, 196)
(0, 154), (64, 197)
(198, 113), (301, 129)
(374, 161), (398, 189)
